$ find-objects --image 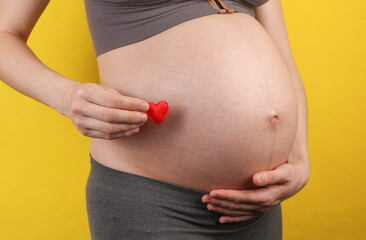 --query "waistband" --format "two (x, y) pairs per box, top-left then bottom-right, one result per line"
(88, 152), (209, 196)
(87, 152), (268, 231)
